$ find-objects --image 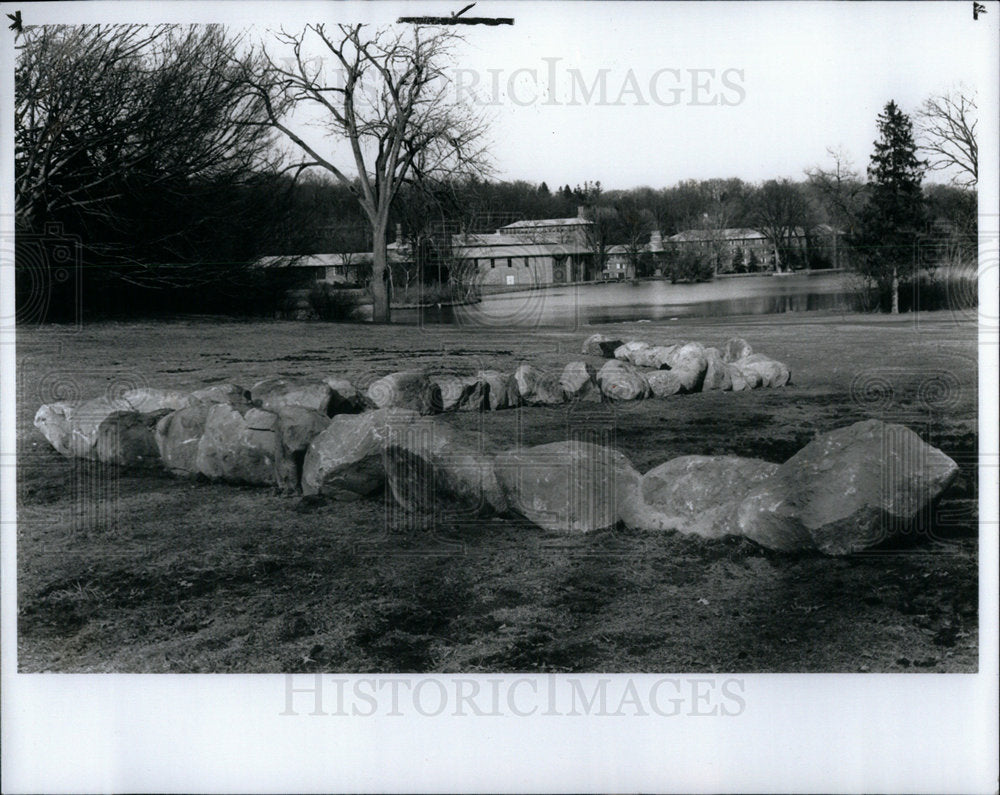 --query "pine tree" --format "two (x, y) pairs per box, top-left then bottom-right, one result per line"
(856, 100), (927, 313)
(538, 181), (550, 195)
